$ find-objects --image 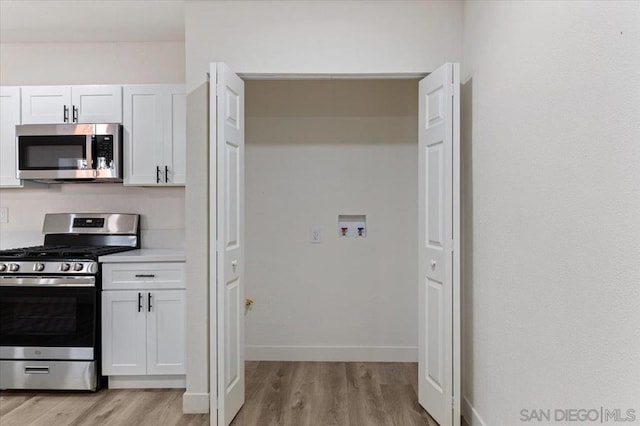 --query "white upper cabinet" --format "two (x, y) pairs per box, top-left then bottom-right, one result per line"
(20, 86), (70, 124)
(71, 85), (123, 123)
(21, 85), (122, 124)
(0, 87), (22, 187)
(123, 85), (186, 186)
